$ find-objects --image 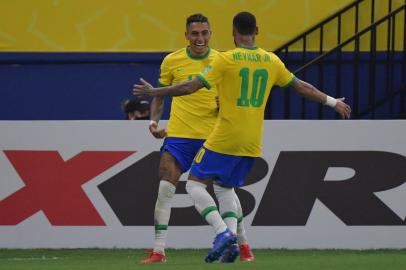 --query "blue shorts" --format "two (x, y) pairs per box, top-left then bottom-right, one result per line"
(160, 137), (205, 173)
(190, 147), (255, 187)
